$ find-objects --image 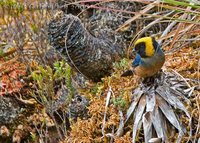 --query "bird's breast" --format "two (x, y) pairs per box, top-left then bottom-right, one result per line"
(134, 50), (165, 78)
